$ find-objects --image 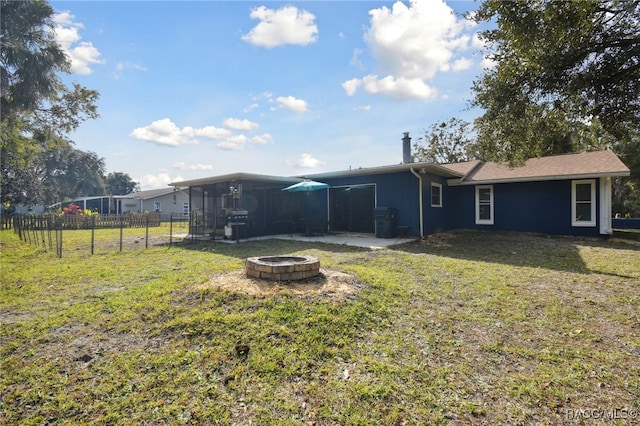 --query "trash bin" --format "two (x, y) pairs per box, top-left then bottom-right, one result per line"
(374, 207), (397, 238)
